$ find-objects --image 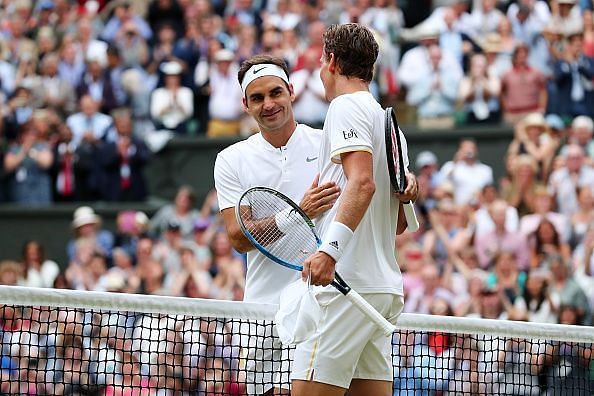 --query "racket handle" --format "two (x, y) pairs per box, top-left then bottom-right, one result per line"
(403, 202), (419, 232)
(343, 289), (396, 337)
